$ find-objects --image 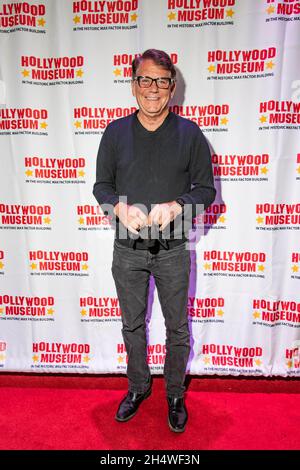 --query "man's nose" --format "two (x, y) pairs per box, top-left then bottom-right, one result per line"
(149, 79), (159, 90)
